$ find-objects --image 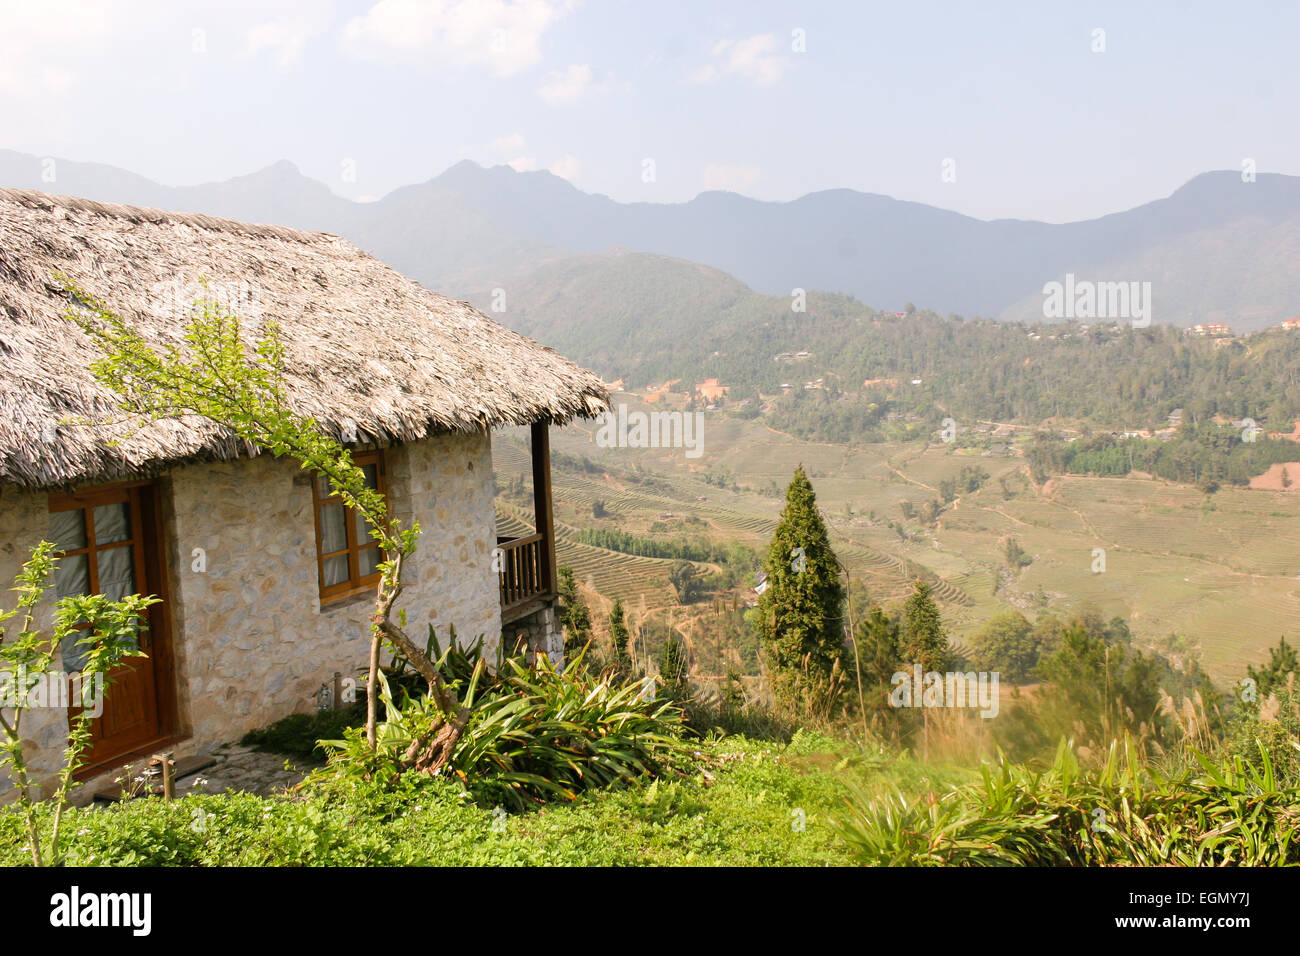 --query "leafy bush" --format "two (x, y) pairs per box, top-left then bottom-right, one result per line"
(995, 623), (1175, 761)
(452, 656), (692, 808)
(1228, 675), (1300, 785)
(968, 612), (1038, 682)
(313, 637), (693, 810)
